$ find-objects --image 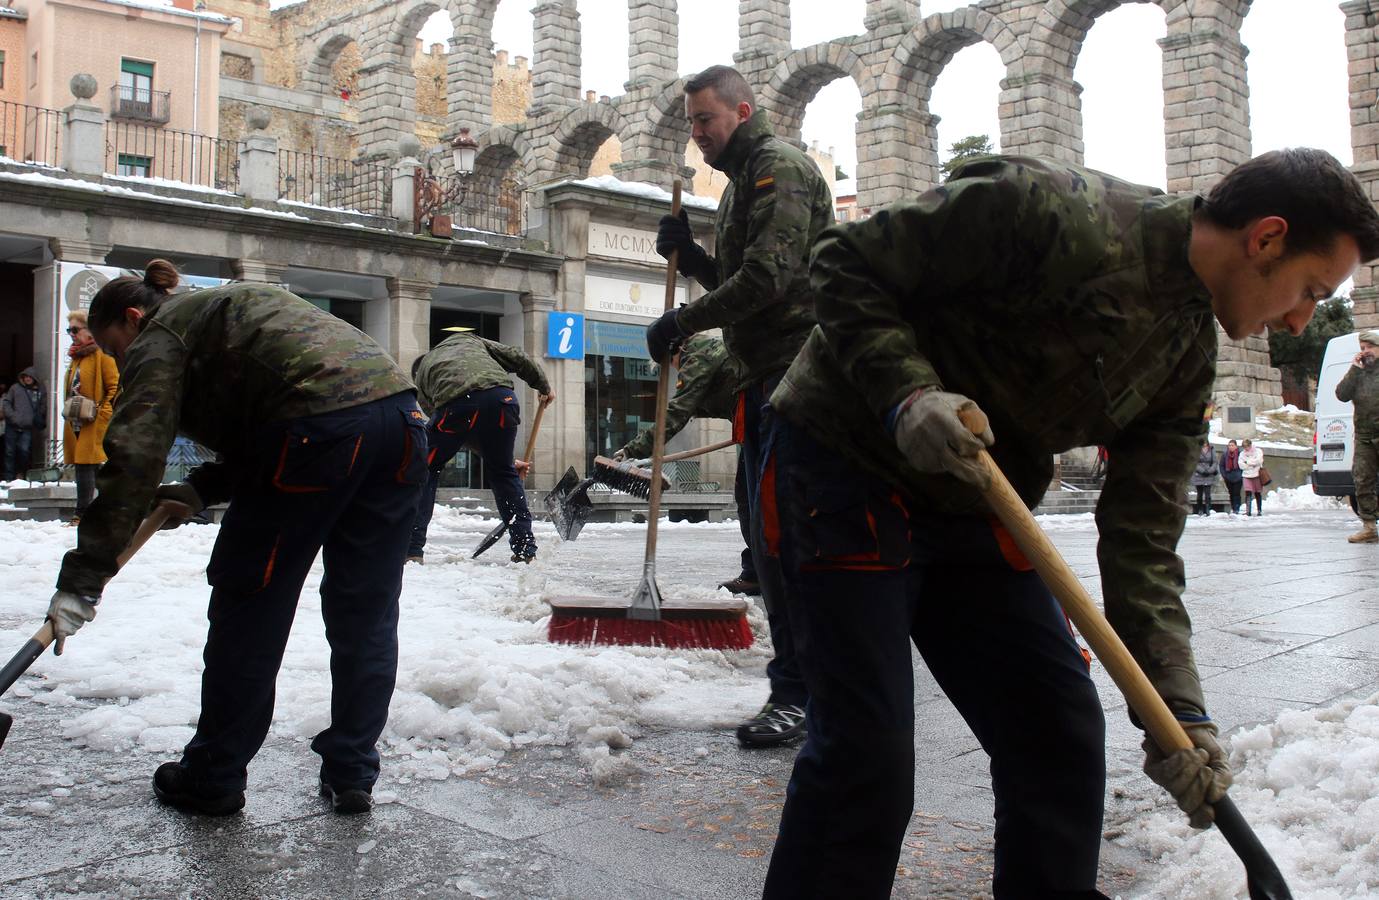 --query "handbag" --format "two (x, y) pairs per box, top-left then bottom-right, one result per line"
(63, 394), (96, 424)
(1259, 465), (1273, 488)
